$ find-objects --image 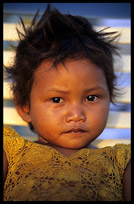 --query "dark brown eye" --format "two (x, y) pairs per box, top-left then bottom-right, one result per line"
(51, 97), (63, 103)
(86, 95), (97, 102)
